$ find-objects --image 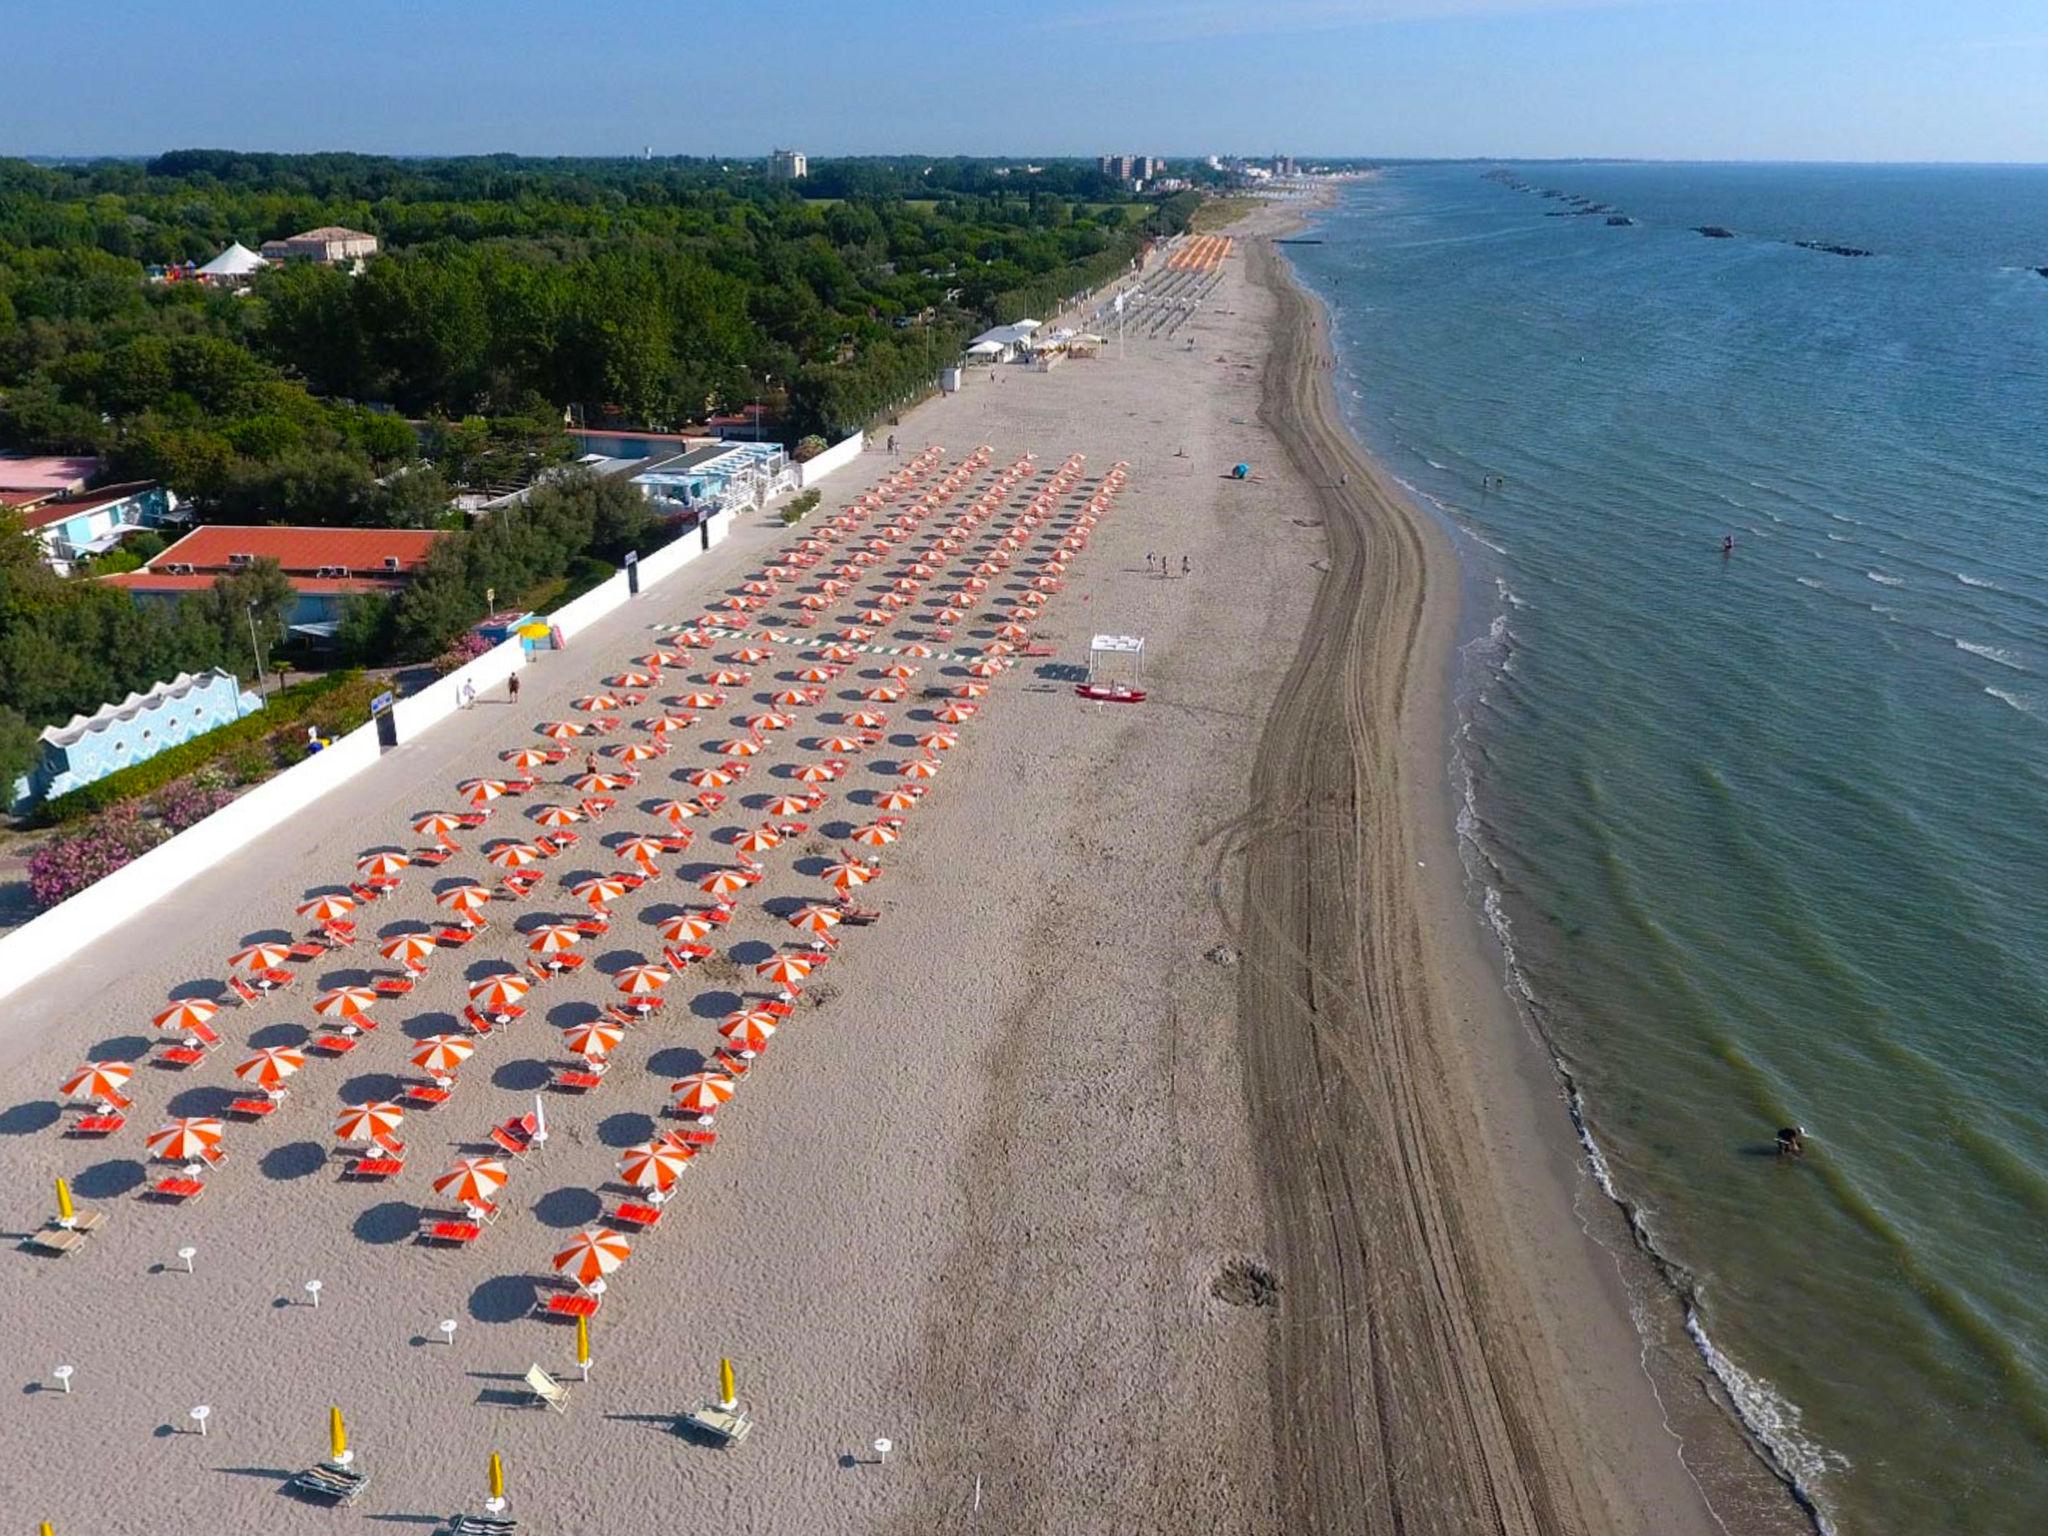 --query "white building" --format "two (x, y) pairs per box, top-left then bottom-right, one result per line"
(769, 148), (808, 180)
